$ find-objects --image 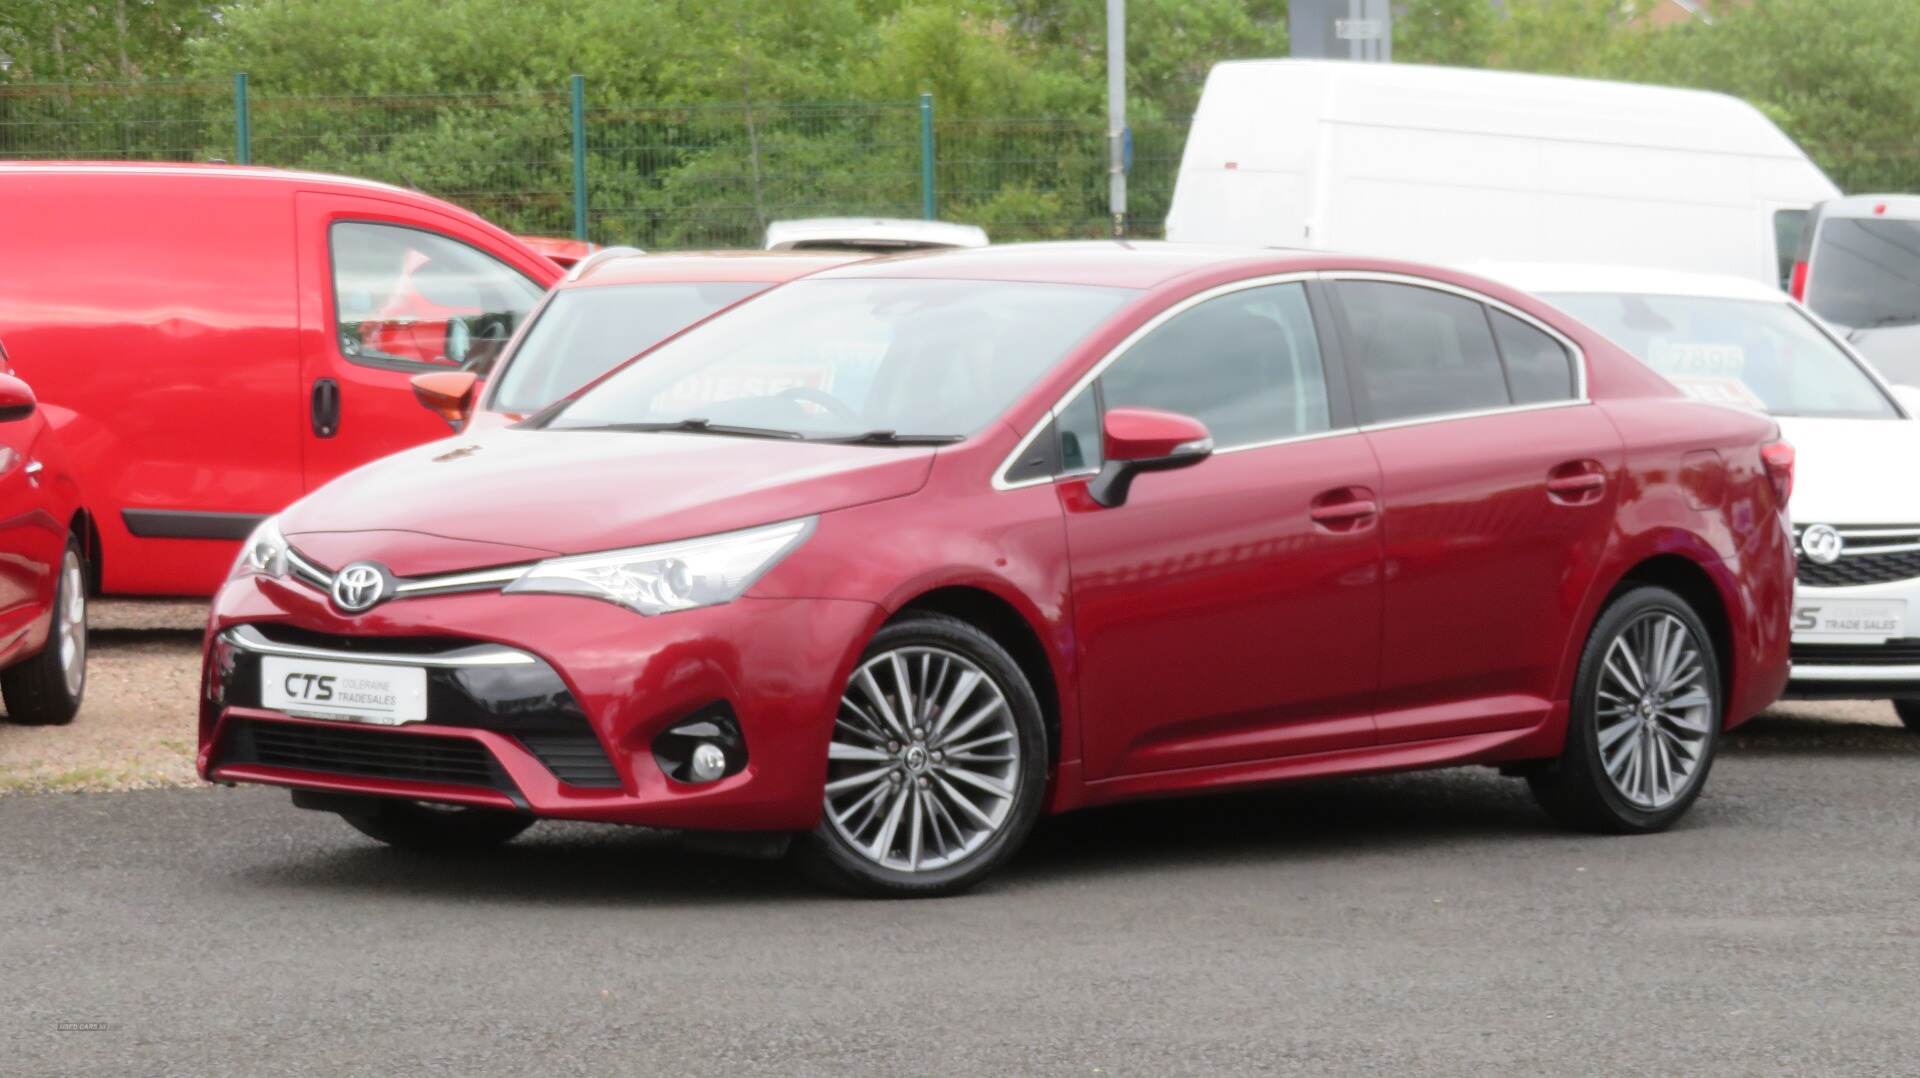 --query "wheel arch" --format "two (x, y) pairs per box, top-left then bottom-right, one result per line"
(67, 507), (102, 595)
(890, 584), (1063, 765)
(1597, 553), (1737, 721)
